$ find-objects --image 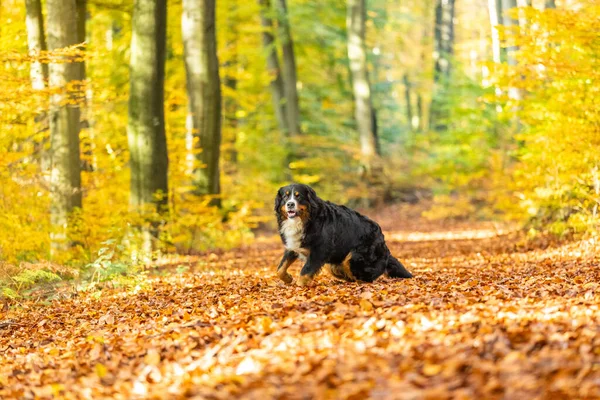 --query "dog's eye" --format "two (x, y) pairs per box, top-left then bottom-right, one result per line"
(295, 192), (299, 197)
